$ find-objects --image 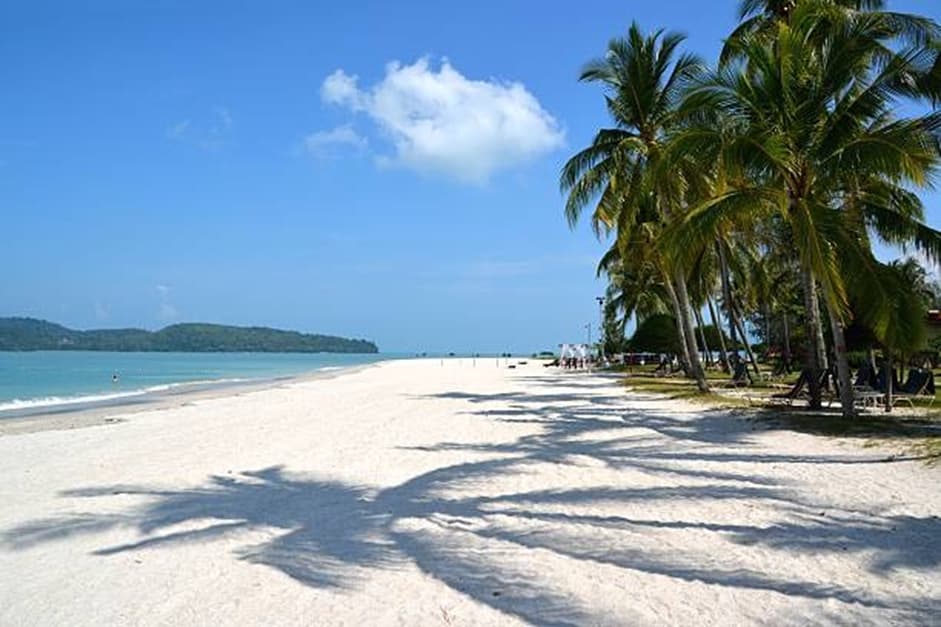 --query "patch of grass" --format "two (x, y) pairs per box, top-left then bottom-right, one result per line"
(754, 410), (932, 436)
(625, 374), (941, 464)
(623, 375), (749, 407)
